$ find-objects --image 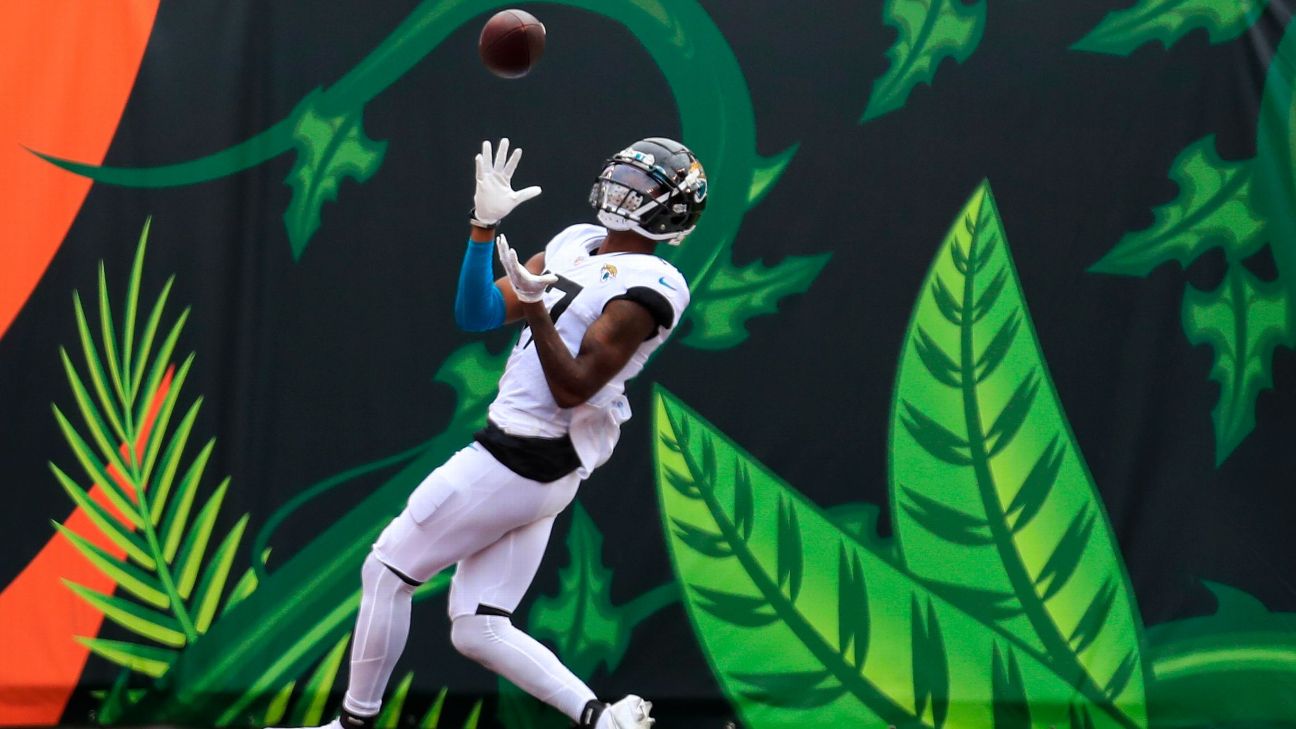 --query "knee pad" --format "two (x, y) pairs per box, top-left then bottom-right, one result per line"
(362, 553), (417, 597)
(450, 614), (508, 668)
